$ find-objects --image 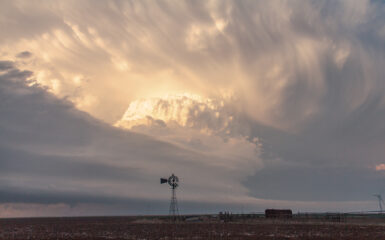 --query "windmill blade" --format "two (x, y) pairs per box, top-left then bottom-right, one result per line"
(160, 178), (168, 184)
